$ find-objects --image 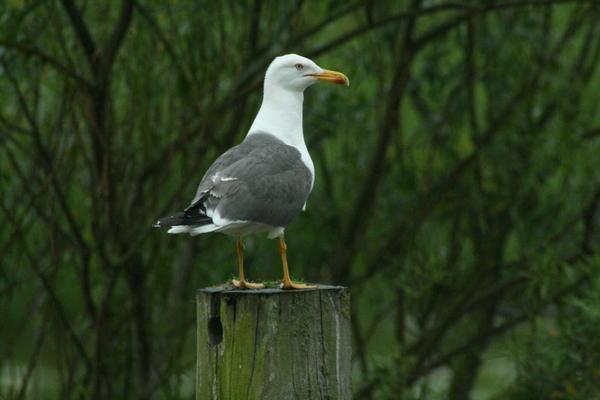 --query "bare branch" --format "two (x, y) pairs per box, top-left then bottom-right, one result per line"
(15, 307), (50, 400)
(0, 58), (90, 256)
(357, 8), (587, 285)
(0, 199), (92, 371)
(101, 0), (134, 74)
(308, 0), (593, 57)
(0, 40), (91, 88)
(406, 268), (595, 384)
(60, 0), (98, 71)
